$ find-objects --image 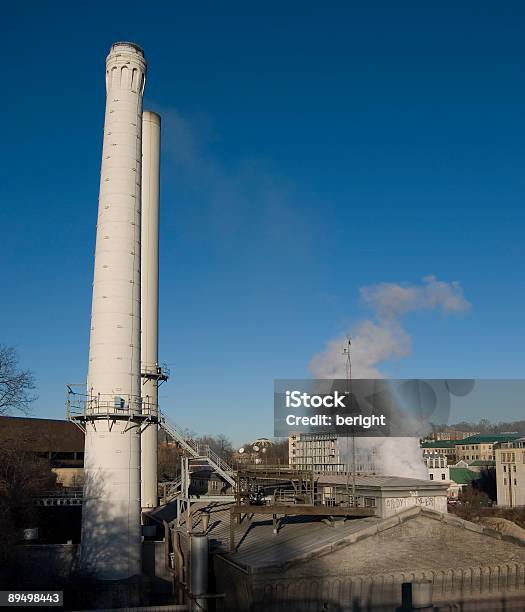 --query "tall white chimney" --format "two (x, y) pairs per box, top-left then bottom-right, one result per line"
(81, 42), (146, 580)
(140, 111), (161, 509)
